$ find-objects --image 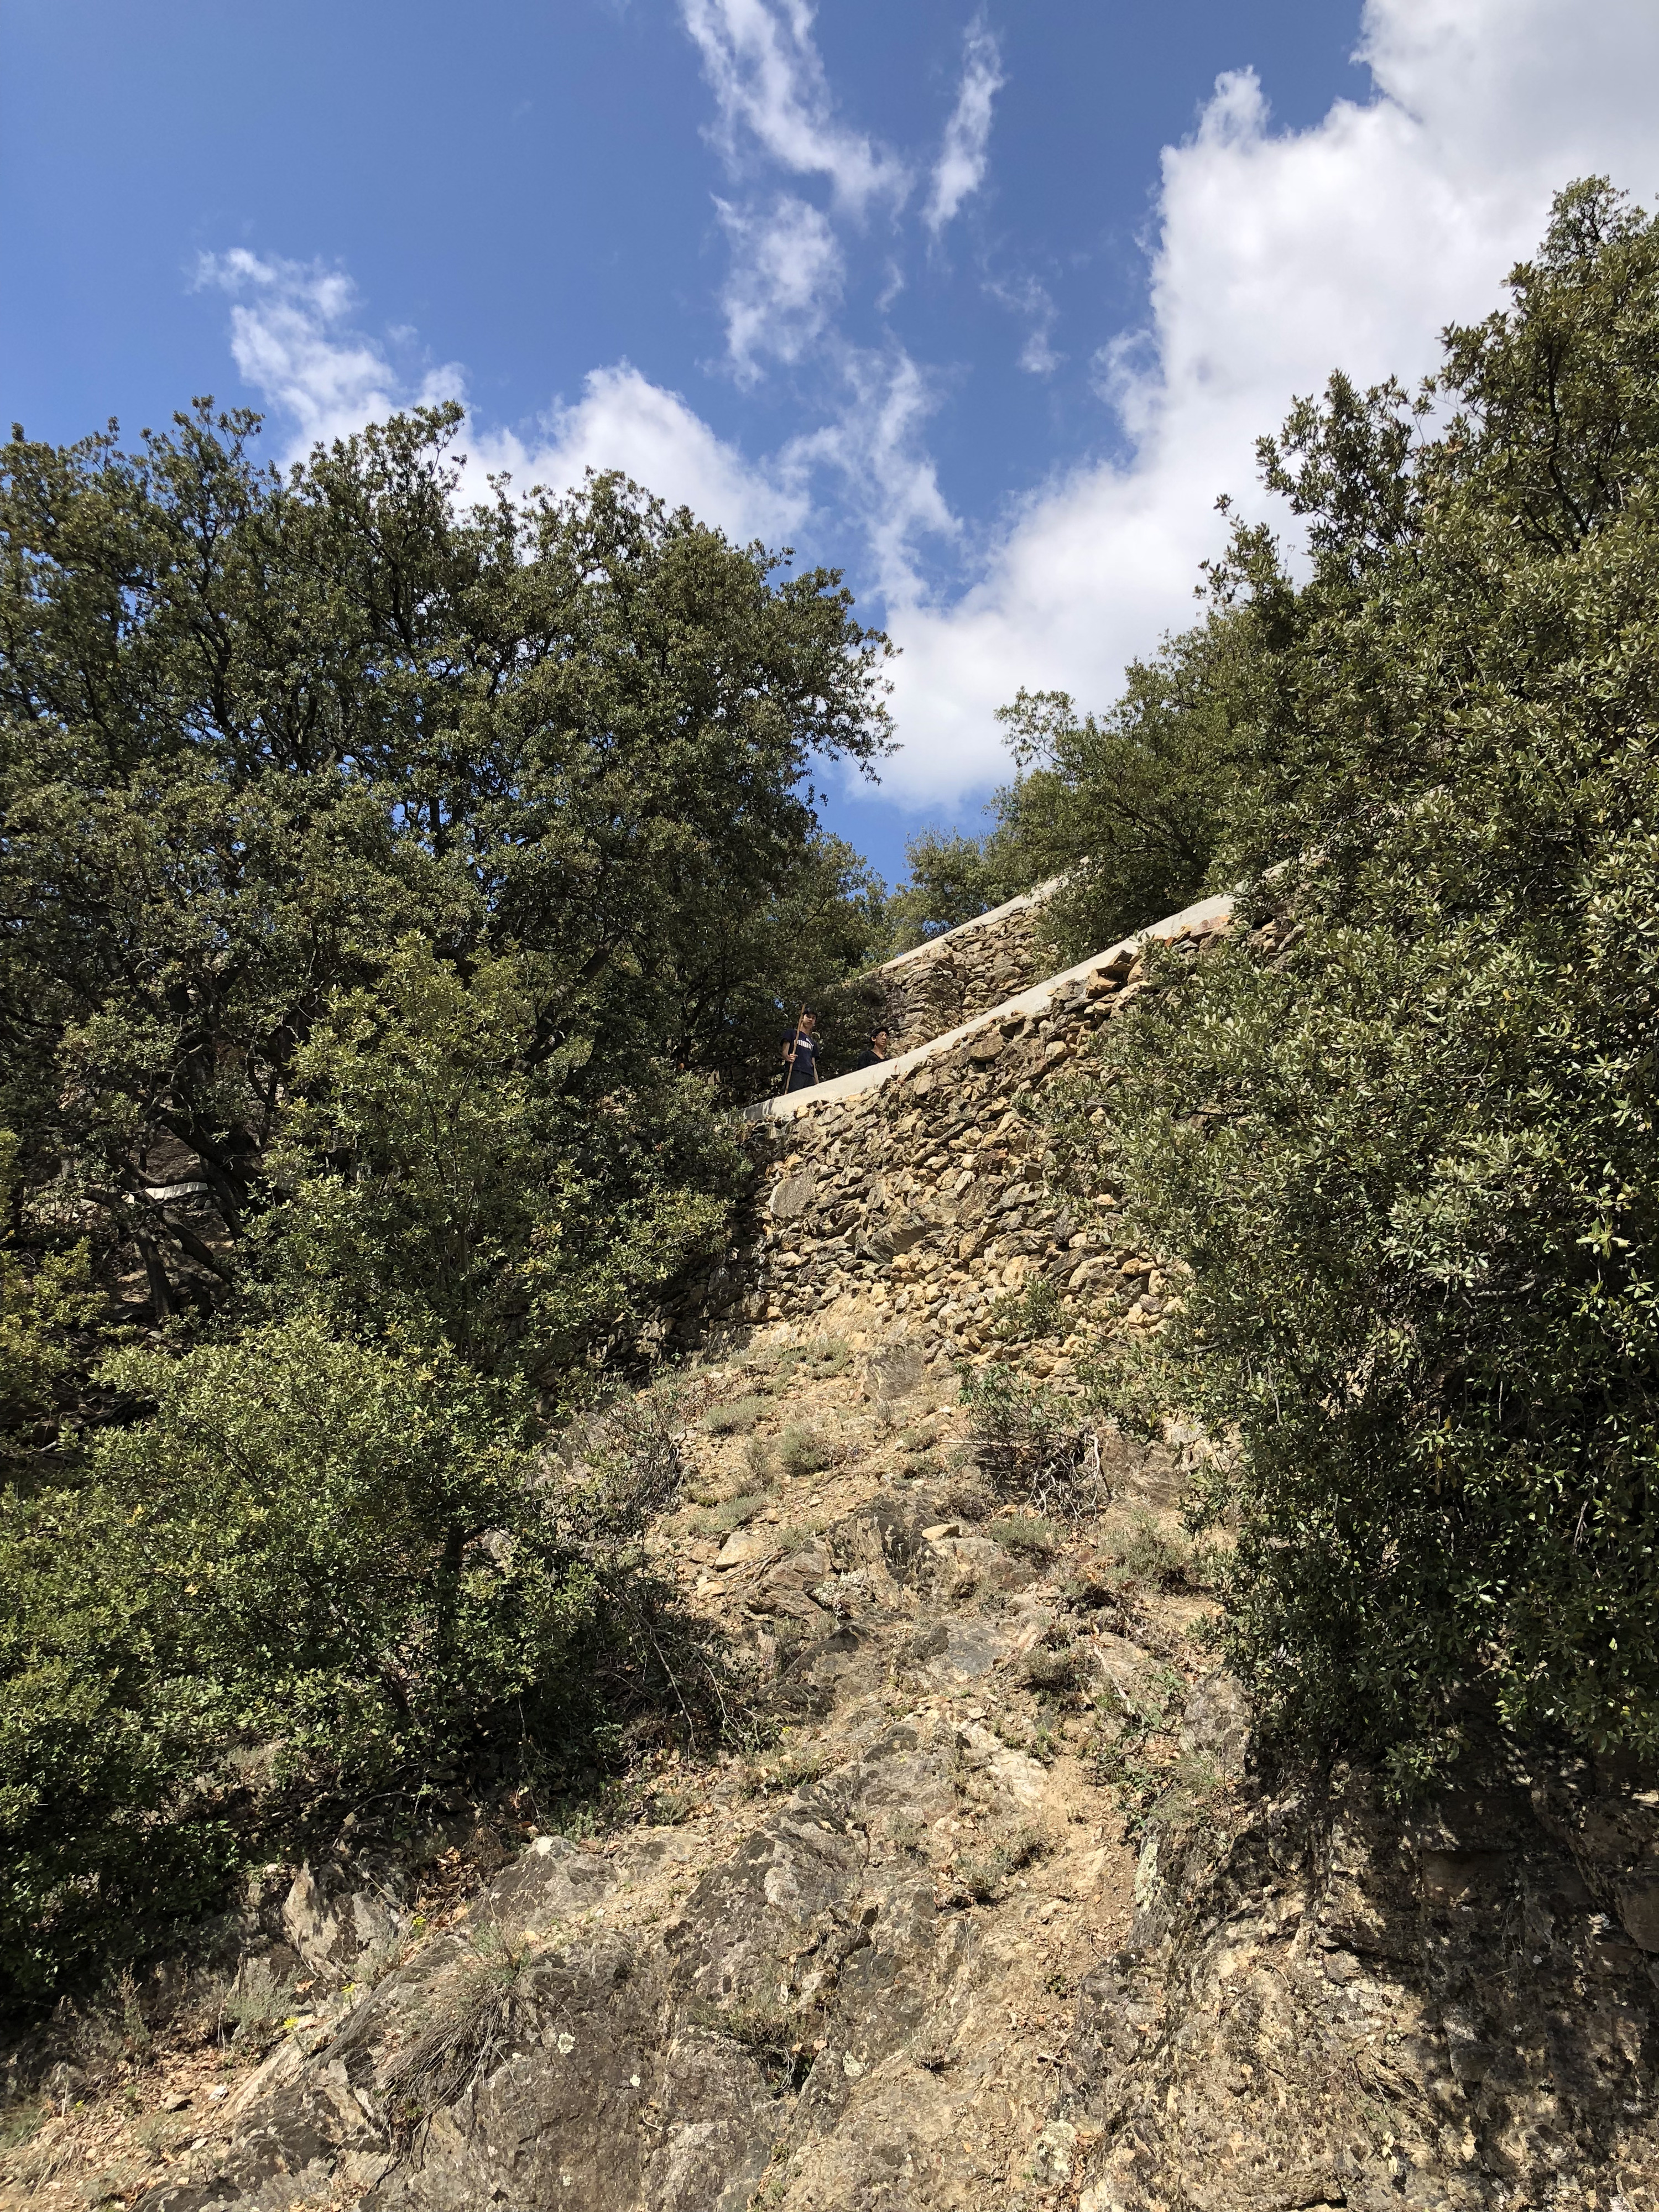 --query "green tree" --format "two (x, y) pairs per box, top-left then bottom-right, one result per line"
(254, 939), (739, 1386)
(993, 613), (1259, 961)
(1071, 179), (1659, 1774)
(0, 1321), (602, 1999)
(0, 403), (890, 1371)
(884, 824), (1031, 952)
(0, 401), (893, 1997)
